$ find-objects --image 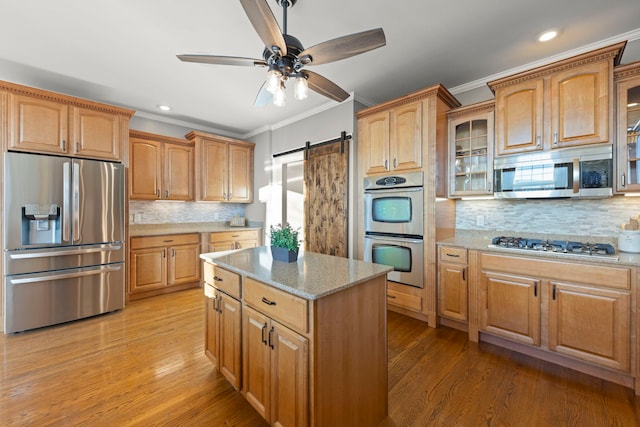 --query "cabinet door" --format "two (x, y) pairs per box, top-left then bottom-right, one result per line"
(495, 79), (544, 155)
(479, 271), (540, 346)
(71, 107), (120, 160)
(616, 73), (640, 191)
(390, 101), (422, 171)
(360, 111), (390, 175)
(164, 143), (194, 200)
(242, 305), (272, 421)
(168, 243), (200, 285)
(271, 321), (308, 427)
(548, 282), (630, 372)
(129, 247), (167, 293)
(205, 295), (220, 366)
(550, 61), (609, 148)
(219, 292), (242, 390)
(228, 144), (253, 203)
(438, 262), (468, 322)
(129, 138), (162, 199)
(200, 139), (229, 201)
(9, 94), (68, 154)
